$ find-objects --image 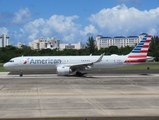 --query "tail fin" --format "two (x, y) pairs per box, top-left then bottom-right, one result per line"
(125, 35), (152, 63)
